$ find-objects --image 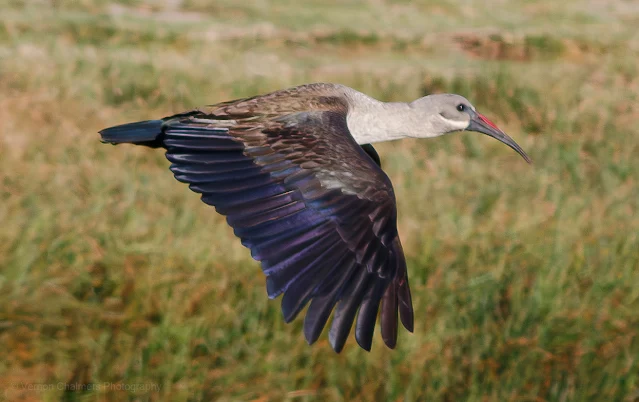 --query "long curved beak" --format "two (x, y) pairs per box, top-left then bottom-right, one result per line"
(467, 112), (532, 164)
